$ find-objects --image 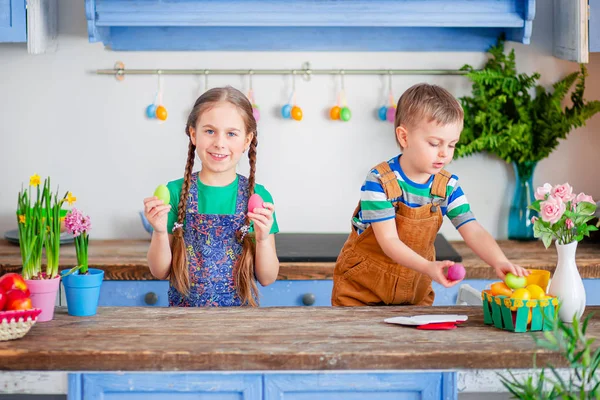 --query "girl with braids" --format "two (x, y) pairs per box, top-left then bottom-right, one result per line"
(143, 86), (279, 307)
